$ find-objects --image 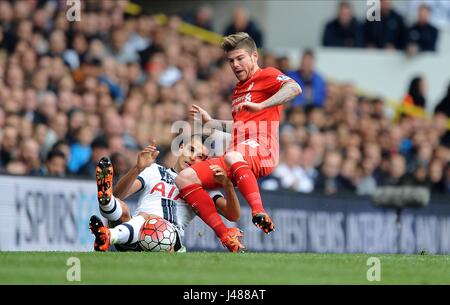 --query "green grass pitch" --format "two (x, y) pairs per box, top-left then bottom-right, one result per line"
(1, 252), (450, 284)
